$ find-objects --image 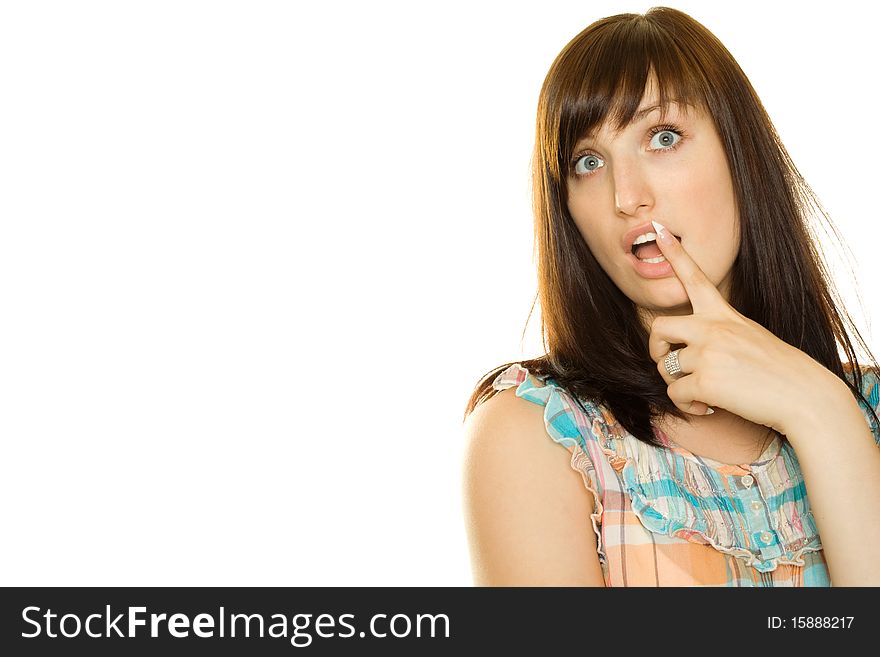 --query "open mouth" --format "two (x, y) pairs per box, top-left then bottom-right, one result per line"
(630, 234), (681, 256)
